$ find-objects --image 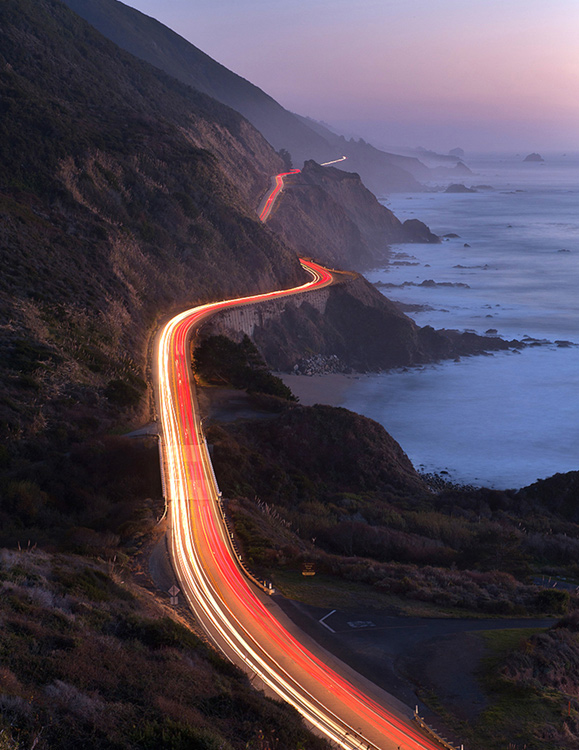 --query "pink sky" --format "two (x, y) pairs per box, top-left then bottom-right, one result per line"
(125, 0), (579, 152)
